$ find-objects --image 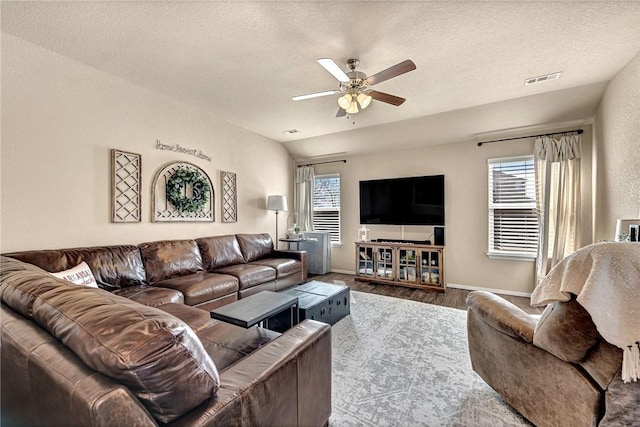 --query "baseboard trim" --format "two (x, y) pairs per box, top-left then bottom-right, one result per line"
(331, 269), (356, 275)
(323, 273), (533, 298)
(447, 282), (532, 298)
